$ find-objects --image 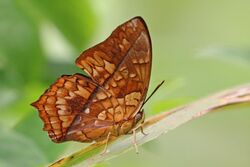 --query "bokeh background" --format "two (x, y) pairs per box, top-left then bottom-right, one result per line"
(0, 0), (250, 167)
